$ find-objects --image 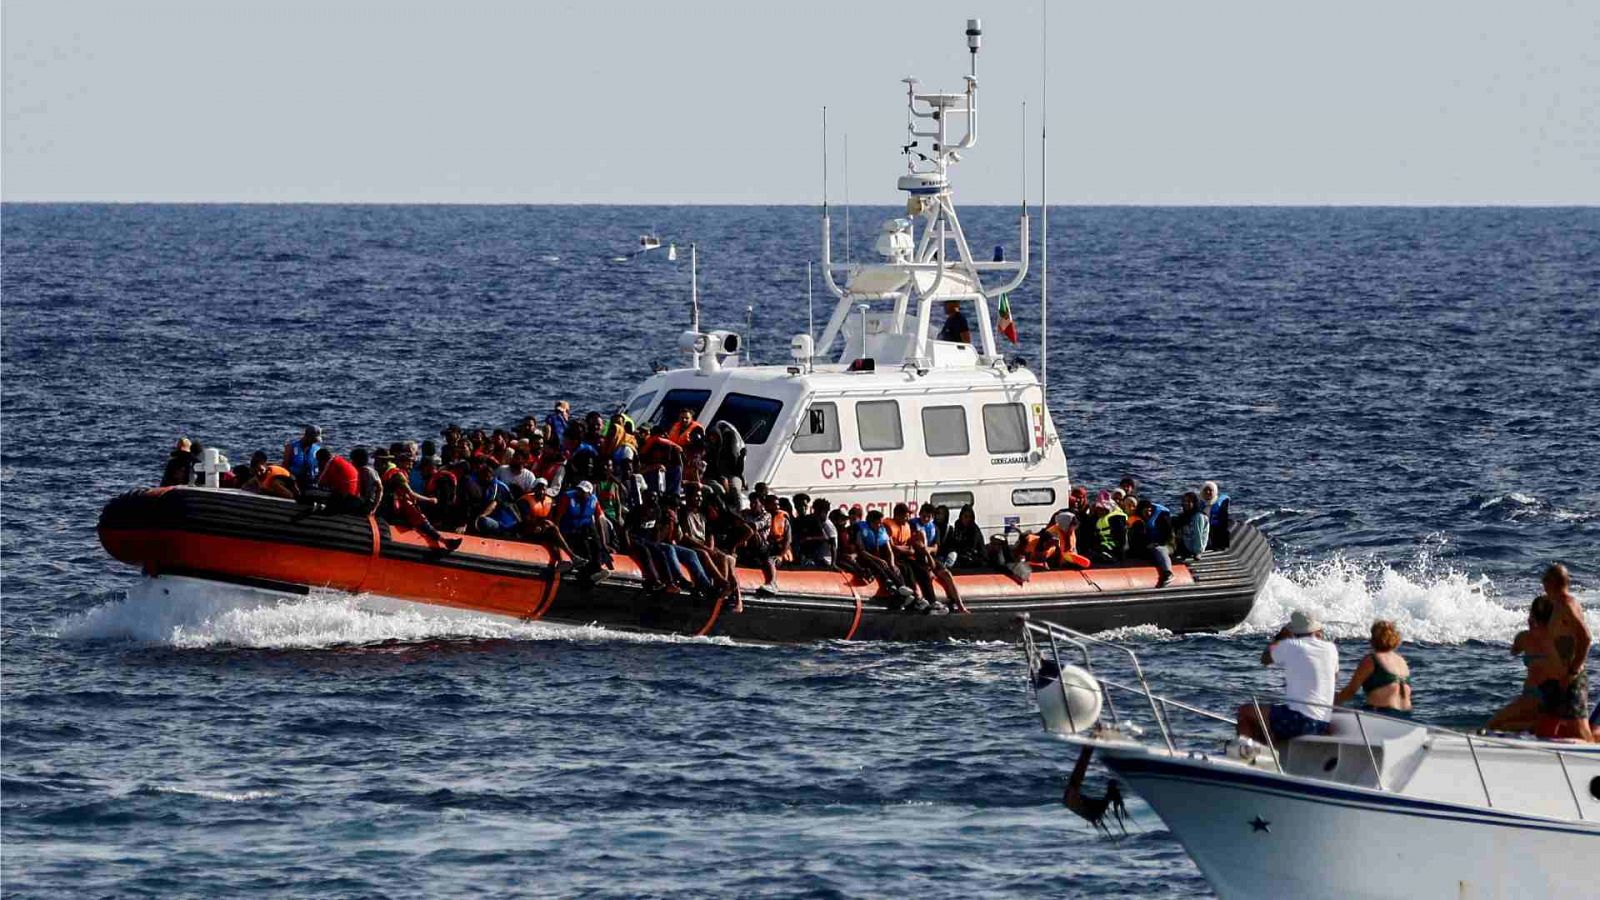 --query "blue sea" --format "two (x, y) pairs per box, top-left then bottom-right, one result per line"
(3, 204), (1598, 898)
